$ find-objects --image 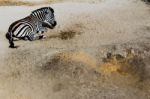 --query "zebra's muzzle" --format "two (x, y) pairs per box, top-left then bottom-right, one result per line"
(52, 21), (57, 27)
